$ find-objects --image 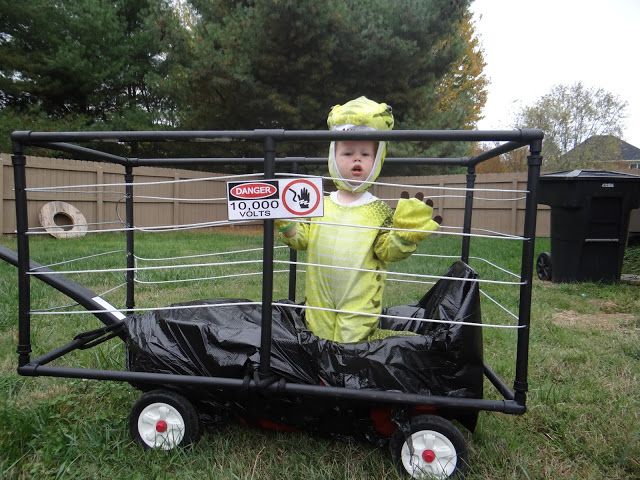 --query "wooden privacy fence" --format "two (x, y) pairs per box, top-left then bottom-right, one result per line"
(1, 153), (551, 237)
